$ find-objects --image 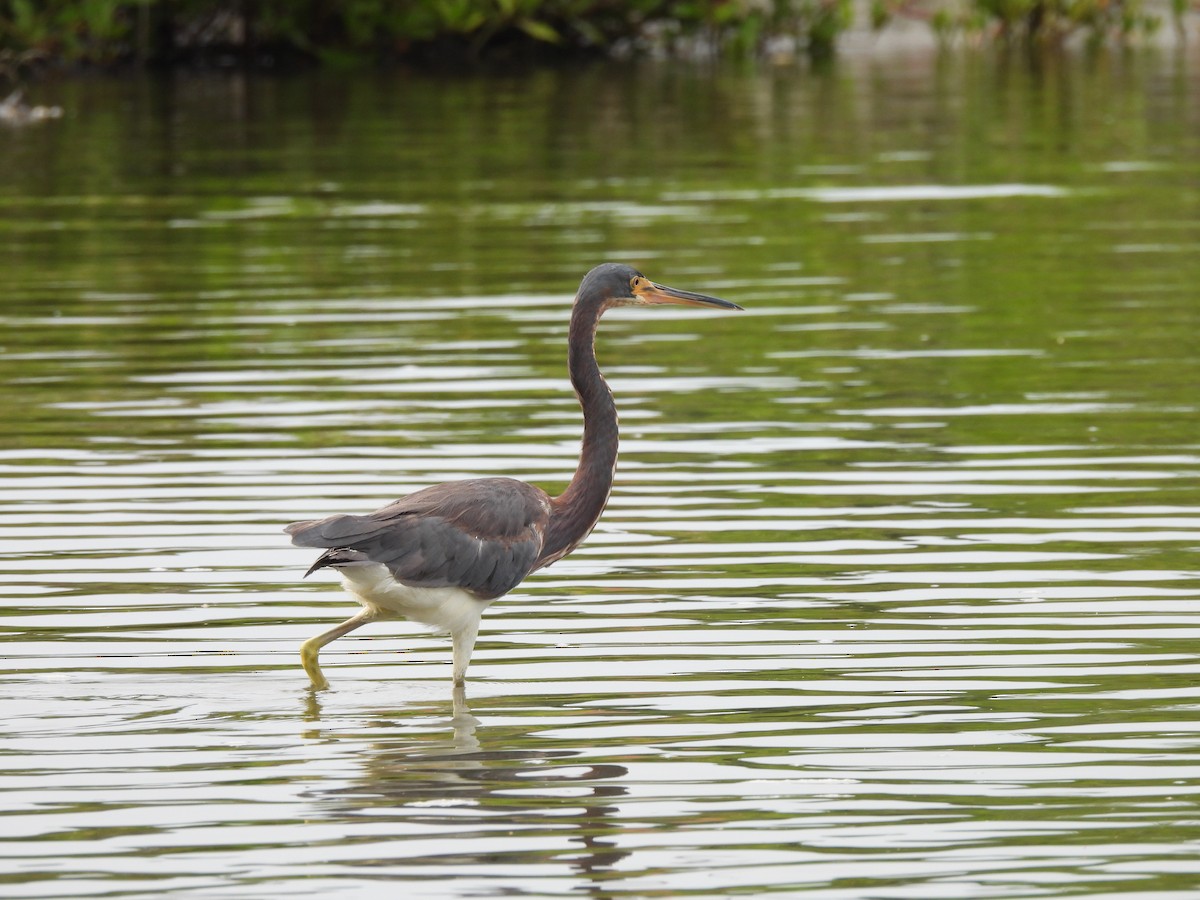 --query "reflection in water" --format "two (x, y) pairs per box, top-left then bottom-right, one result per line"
(307, 686), (631, 890)
(1, 51), (1200, 898)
